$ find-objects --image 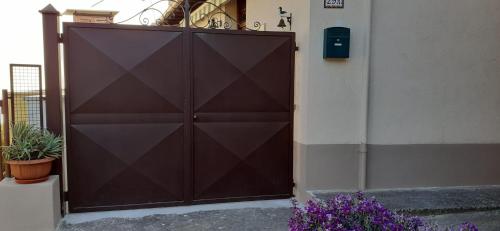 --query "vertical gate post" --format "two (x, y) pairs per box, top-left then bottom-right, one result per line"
(2, 90), (10, 178)
(183, 0), (190, 28)
(40, 4), (62, 136)
(40, 4), (62, 175)
(40, 5), (64, 214)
